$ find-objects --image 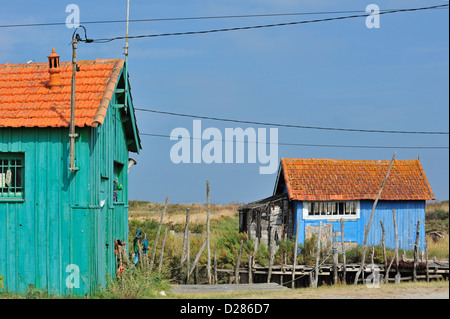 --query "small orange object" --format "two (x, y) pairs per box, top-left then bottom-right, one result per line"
(47, 48), (62, 89)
